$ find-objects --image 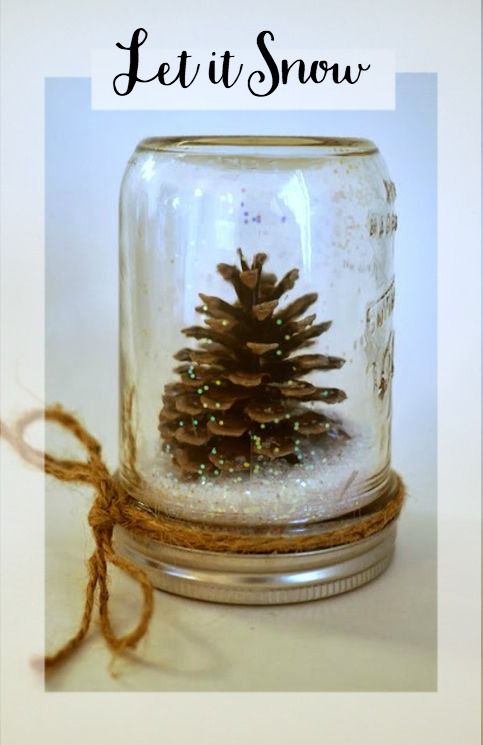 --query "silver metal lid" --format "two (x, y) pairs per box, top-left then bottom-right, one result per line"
(114, 518), (398, 605)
